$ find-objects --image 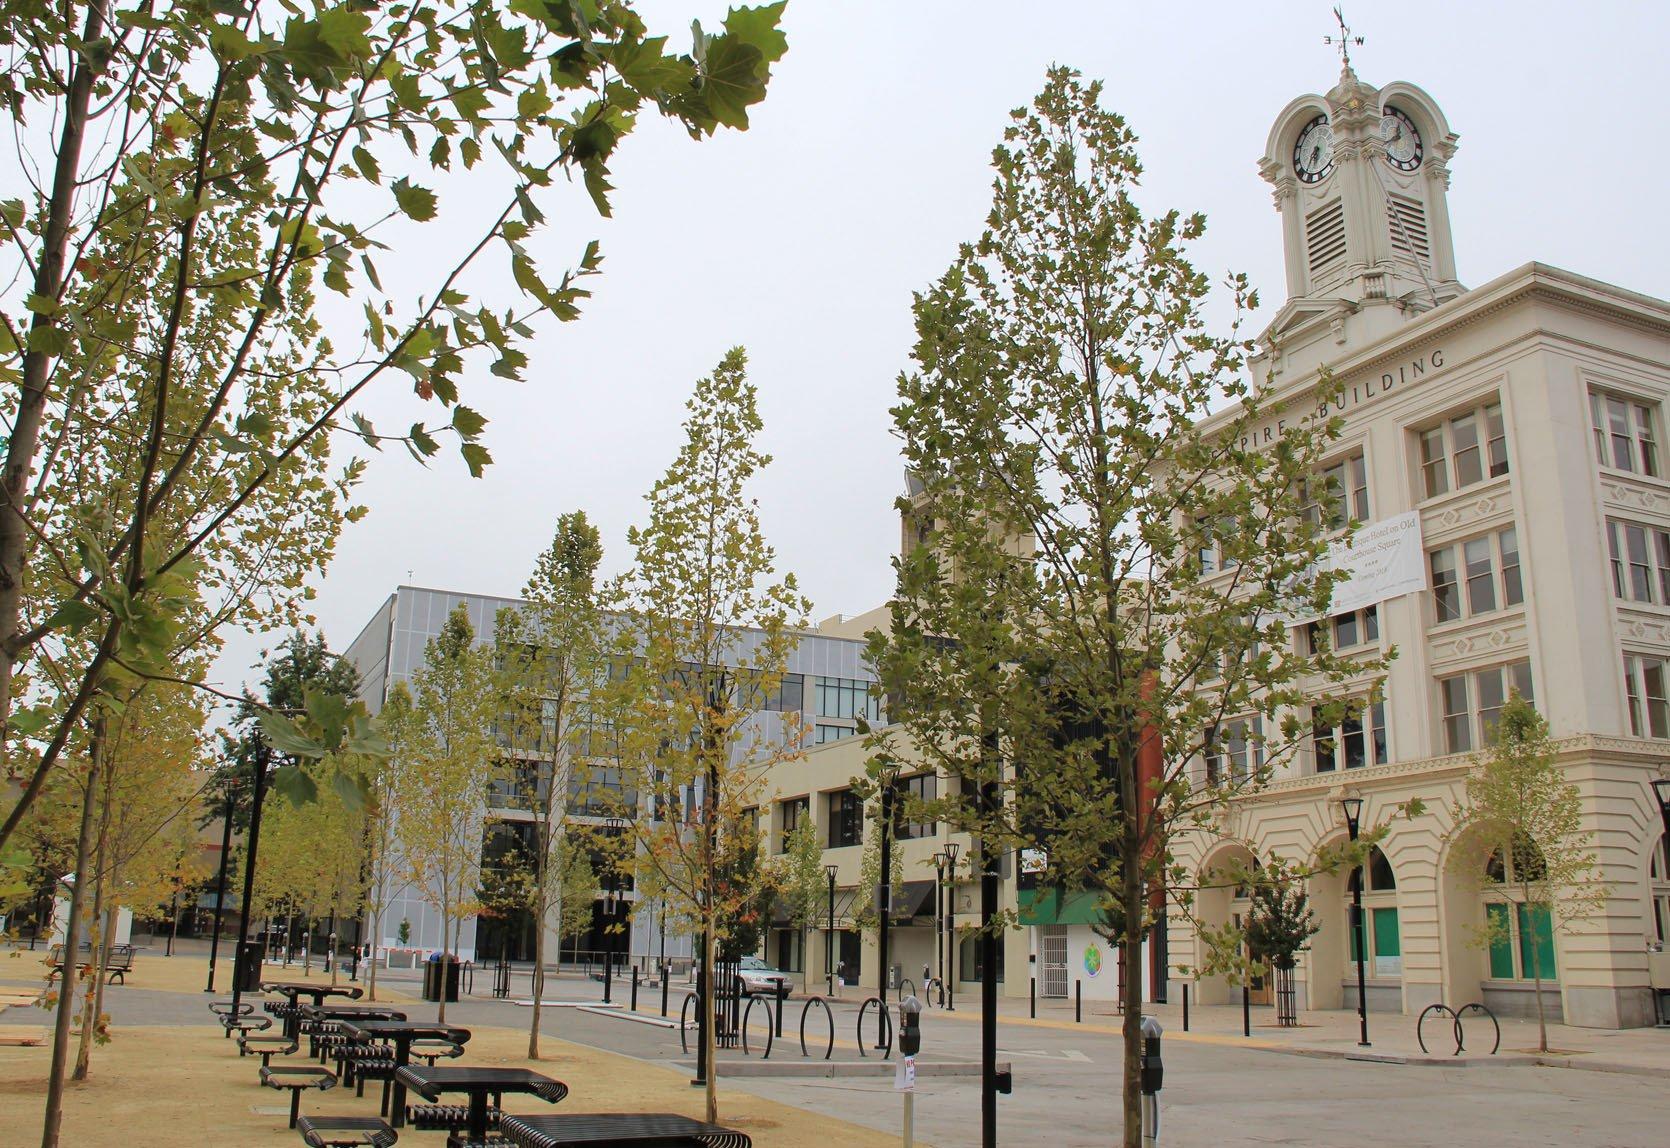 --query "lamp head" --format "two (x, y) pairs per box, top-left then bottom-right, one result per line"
(1653, 776), (1670, 811)
(1340, 796), (1364, 838)
(824, 863), (840, 880)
